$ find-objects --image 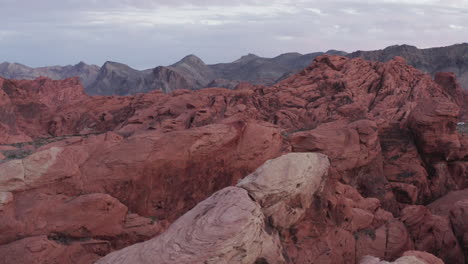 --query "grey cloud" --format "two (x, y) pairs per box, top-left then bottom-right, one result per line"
(0, 0), (467, 69)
